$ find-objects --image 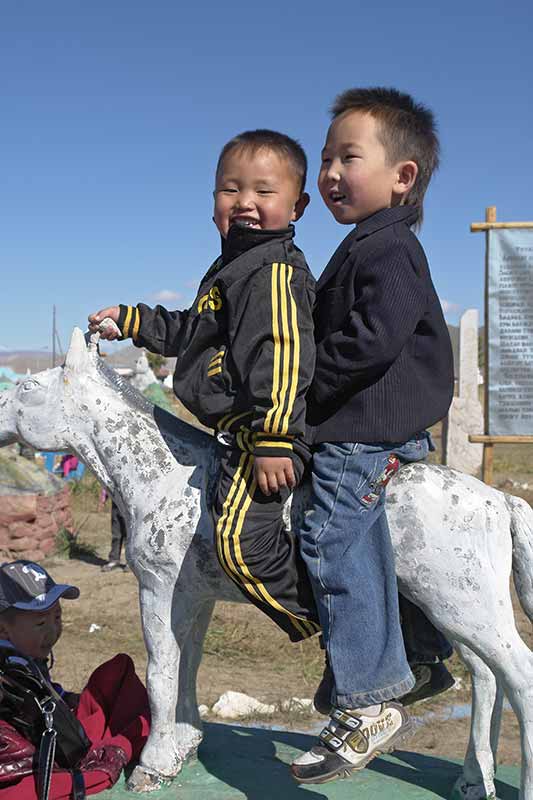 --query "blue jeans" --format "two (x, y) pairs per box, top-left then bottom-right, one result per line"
(298, 435), (430, 708)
